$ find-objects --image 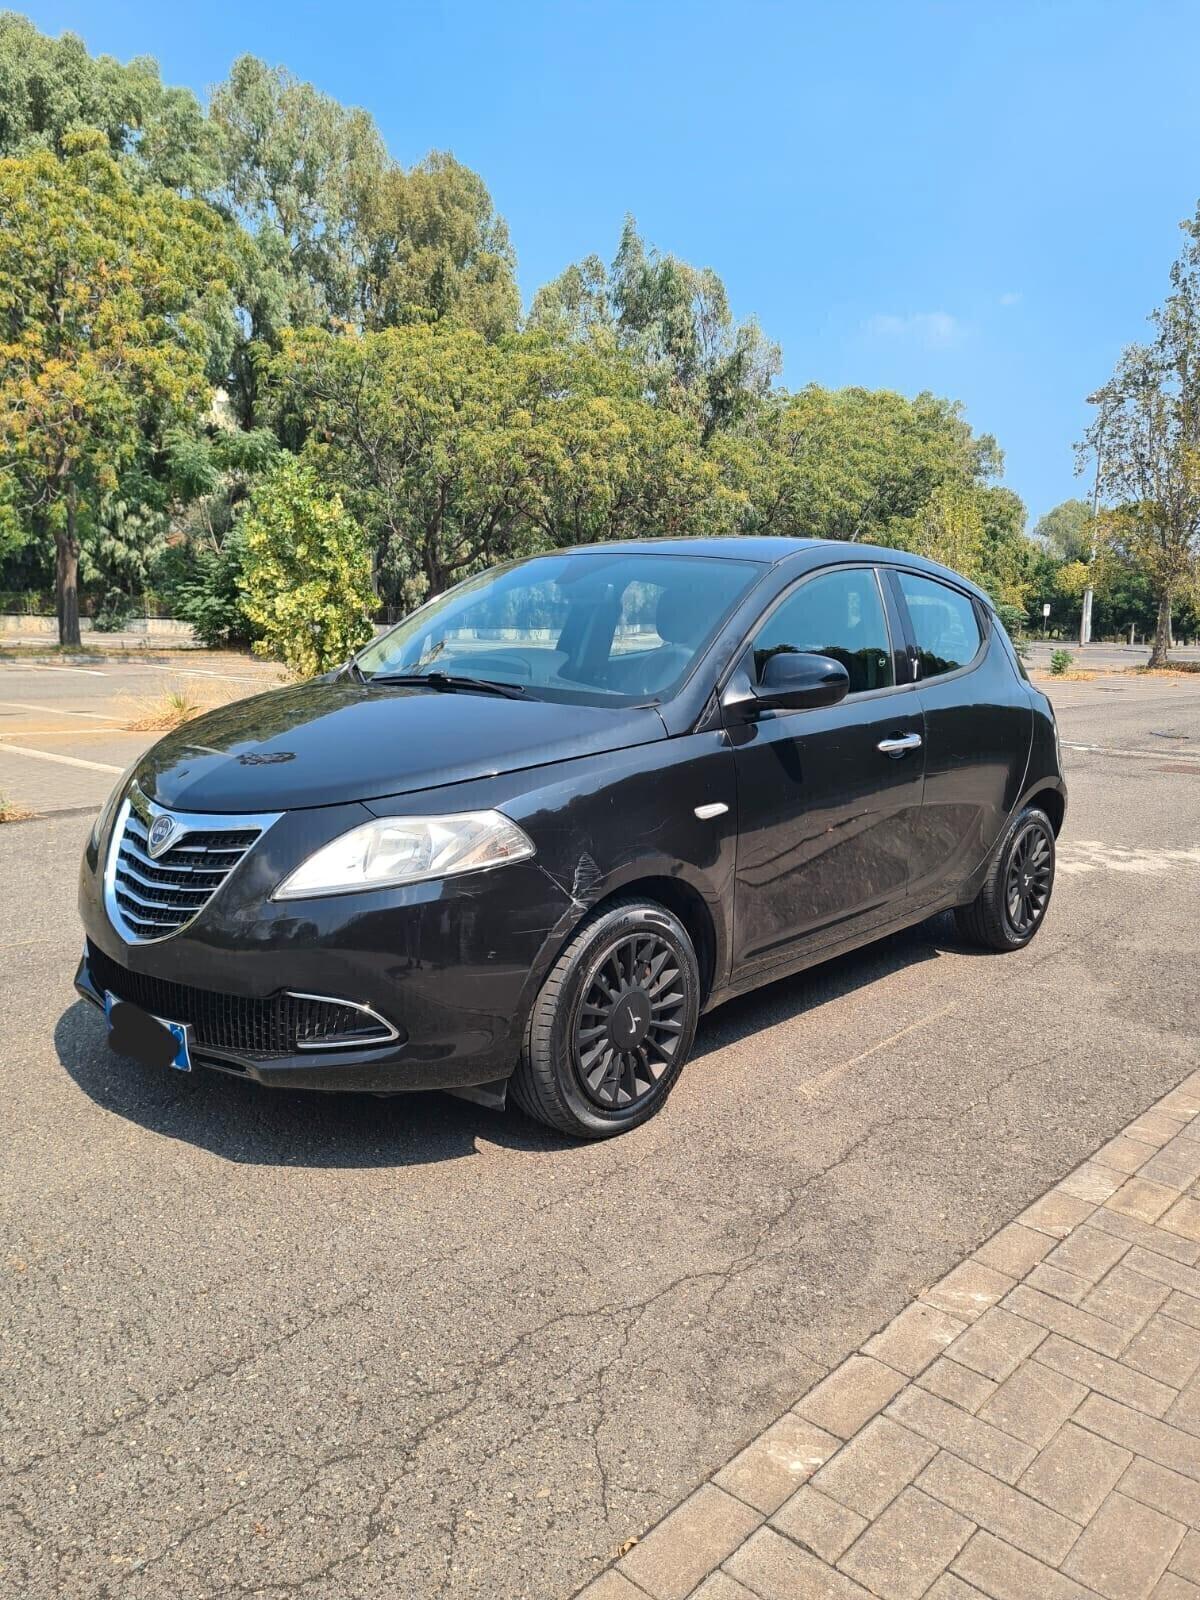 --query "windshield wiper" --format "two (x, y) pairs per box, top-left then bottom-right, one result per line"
(340, 657), (367, 685)
(369, 671), (528, 699)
